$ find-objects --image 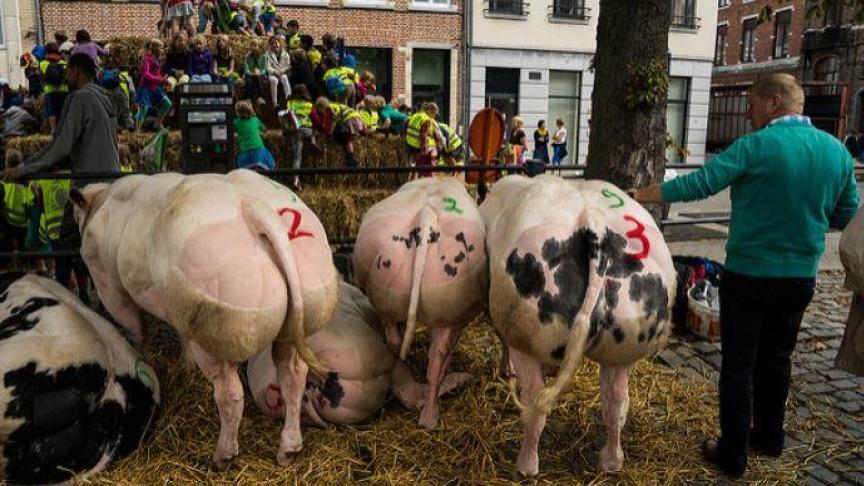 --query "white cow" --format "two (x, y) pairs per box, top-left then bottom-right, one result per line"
(480, 175), (676, 476)
(247, 280), (470, 425)
(352, 177), (488, 428)
(0, 272), (159, 485)
(69, 169), (338, 467)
